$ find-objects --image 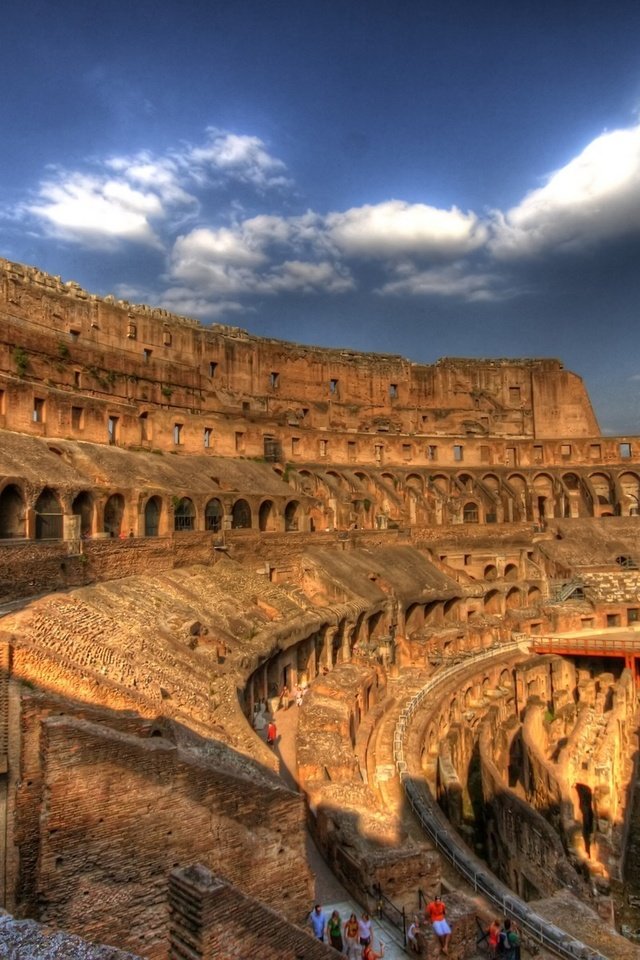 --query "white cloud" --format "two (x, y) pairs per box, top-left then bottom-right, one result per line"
(186, 129), (291, 189)
(19, 128), (290, 250)
(378, 262), (501, 301)
(28, 172), (164, 248)
(168, 221), (353, 300)
(491, 123), (640, 257)
(160, 287), (247, 320)
(261, 260), (354, 294)
(326, 200), (487, 259)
